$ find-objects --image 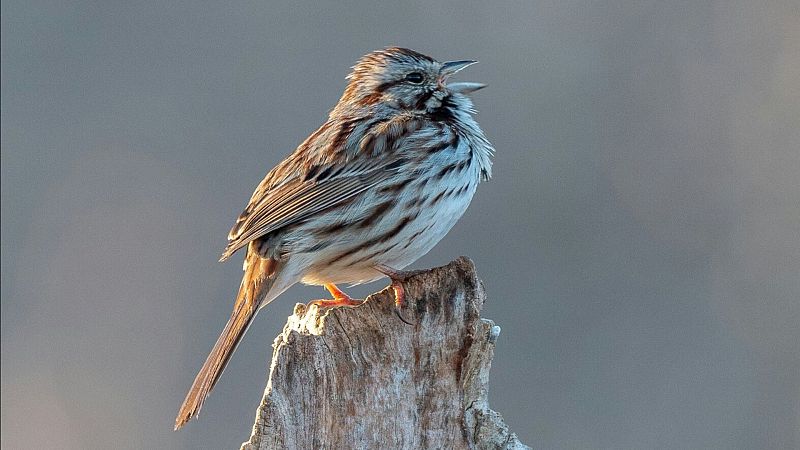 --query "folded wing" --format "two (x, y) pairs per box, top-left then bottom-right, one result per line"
(219, 157), (399, 262)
